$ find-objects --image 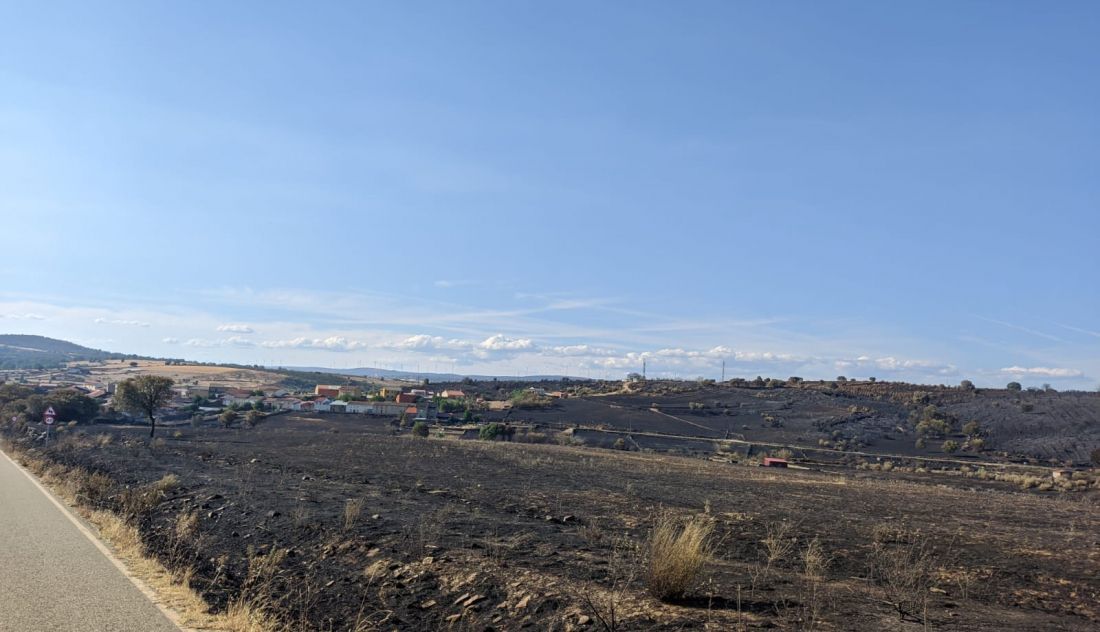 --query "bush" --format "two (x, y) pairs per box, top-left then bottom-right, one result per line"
(411, 421), (429, 437)
(244, 410), (264, 428)
(218, 409), (238, 428)
(478, 423), (513, 441)
(941, 440), (960, 453)
(1006, 381), (1022, 391)
(645, 513), (714, 601)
